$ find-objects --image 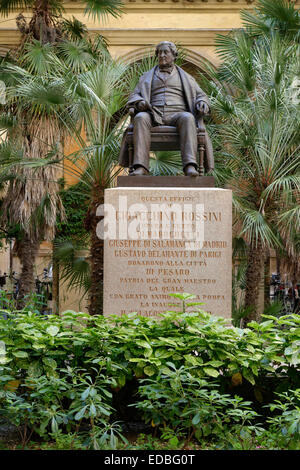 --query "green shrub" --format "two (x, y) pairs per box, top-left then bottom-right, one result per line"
(0, 295), (299, 448)
(132, 362), (263, 446)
